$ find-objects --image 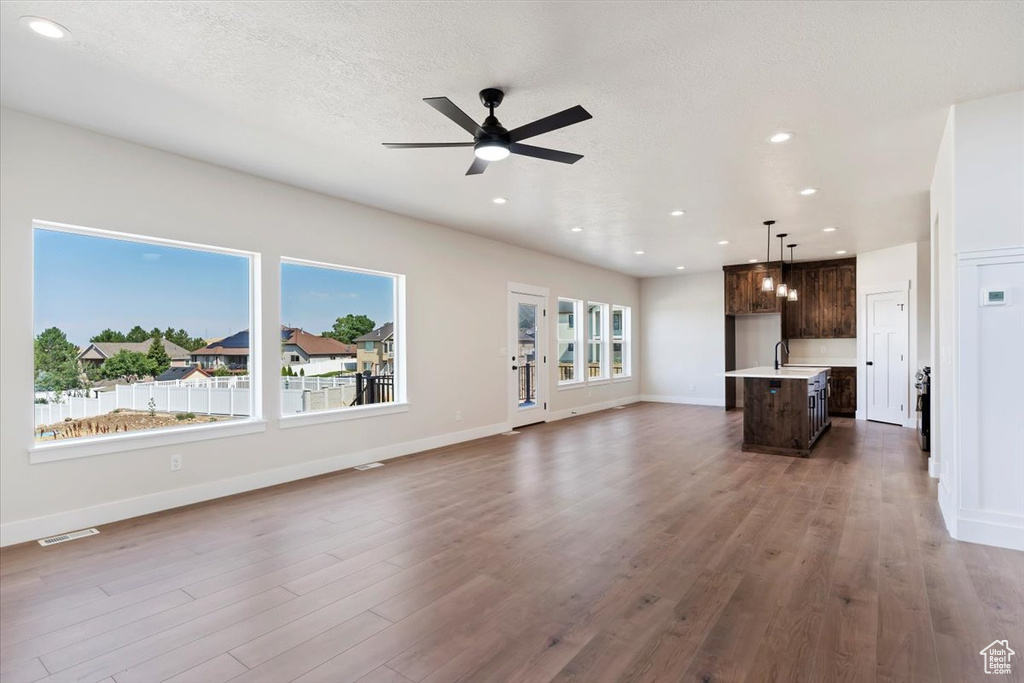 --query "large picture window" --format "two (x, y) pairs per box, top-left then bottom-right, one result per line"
(557, 298), (583, 384)
(587, 302), (609, 380)
(612, 305), (631, 378)
(32, 223), (256, 445)
(280, 258), (400, 415)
